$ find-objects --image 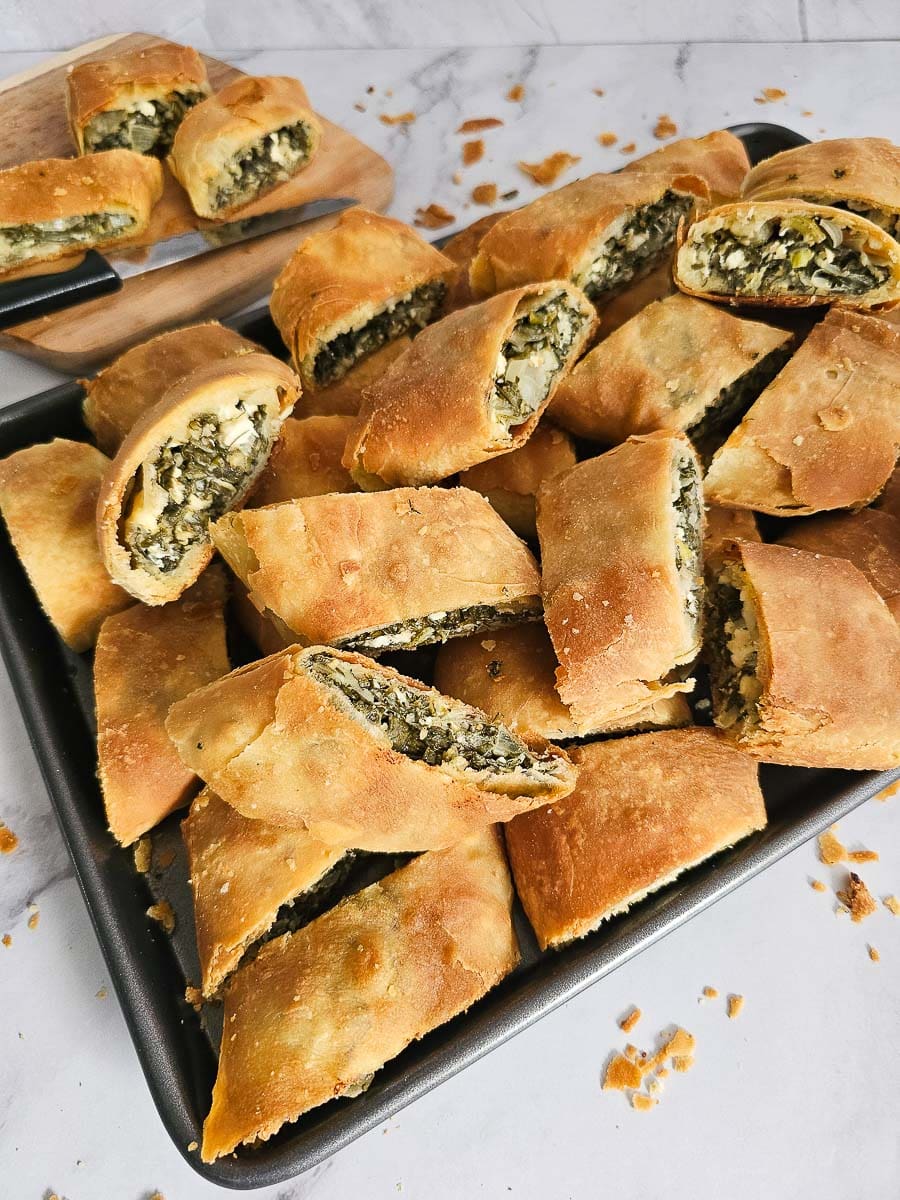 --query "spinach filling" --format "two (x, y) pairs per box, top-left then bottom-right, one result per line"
(338, 600), (542, 655)
(672, 452), (704, 630)
(579, 190), (694, 300)
(687, 343), (792, 459)
(307, 650), (565, 779)
(212, 120), (315, 212)
(312, 281), (447, 387)
(690, 212), (891, 298)
(492, 293), (587, 432)
(0, 211), (135, 266)
(706, 565), (763, 730)
(123, 401), (270, 575)
(84, 89), (206, 156)
(814, 198), (900, 240)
